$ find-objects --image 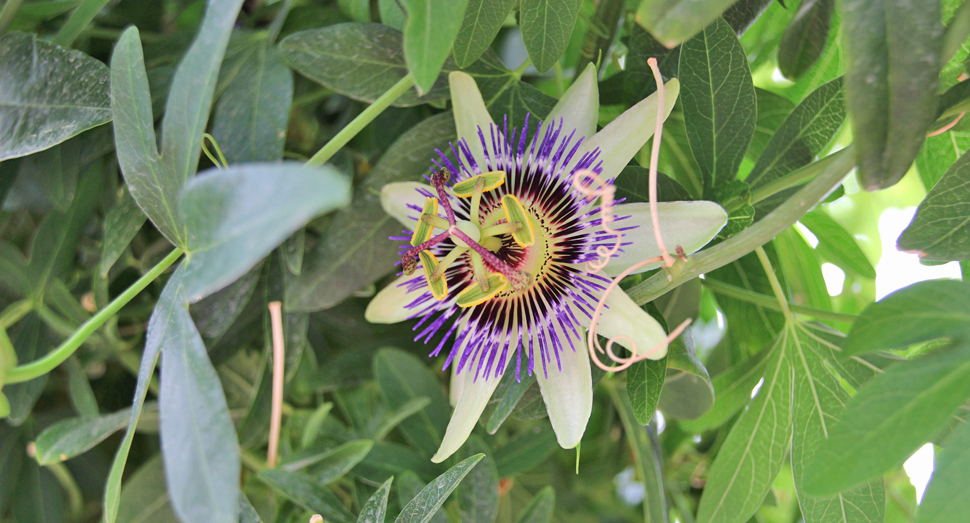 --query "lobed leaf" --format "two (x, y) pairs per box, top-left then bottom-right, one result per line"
(898, 148), (970, 261)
